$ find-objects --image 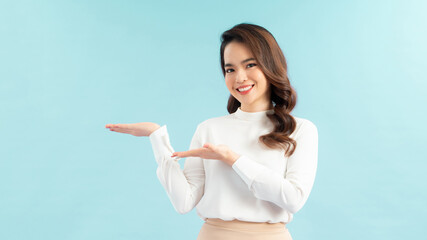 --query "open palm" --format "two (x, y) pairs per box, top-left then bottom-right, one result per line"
(172, 143), (234, 162)
(105, 122), (160, 137)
